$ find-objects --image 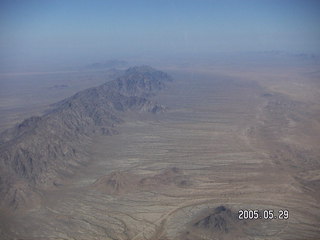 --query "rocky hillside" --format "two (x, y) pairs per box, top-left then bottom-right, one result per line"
(0, 66), (172, 209)
(194, 206), (237, 232)
(92, 167), (191, 195)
